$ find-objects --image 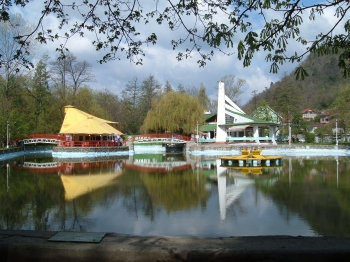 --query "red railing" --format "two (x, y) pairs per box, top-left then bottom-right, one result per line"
(61, 141), (123, 147)
(26, 134), (123, 147)
(132, 133), (192, 142)
(27, 134), (66, 141)
(26, 133), (191, 147)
